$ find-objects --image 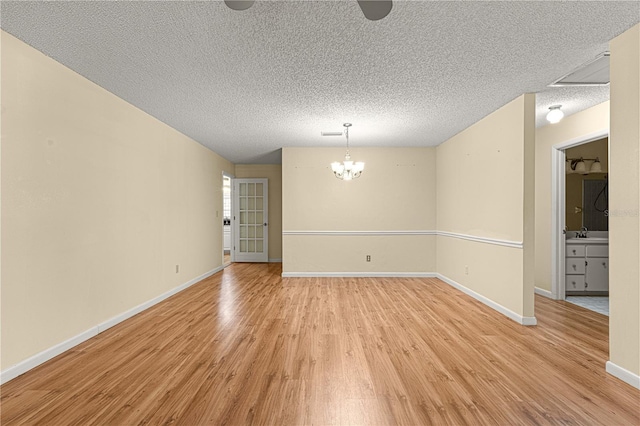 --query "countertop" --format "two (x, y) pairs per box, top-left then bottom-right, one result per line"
(566, 237), (608, 245)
